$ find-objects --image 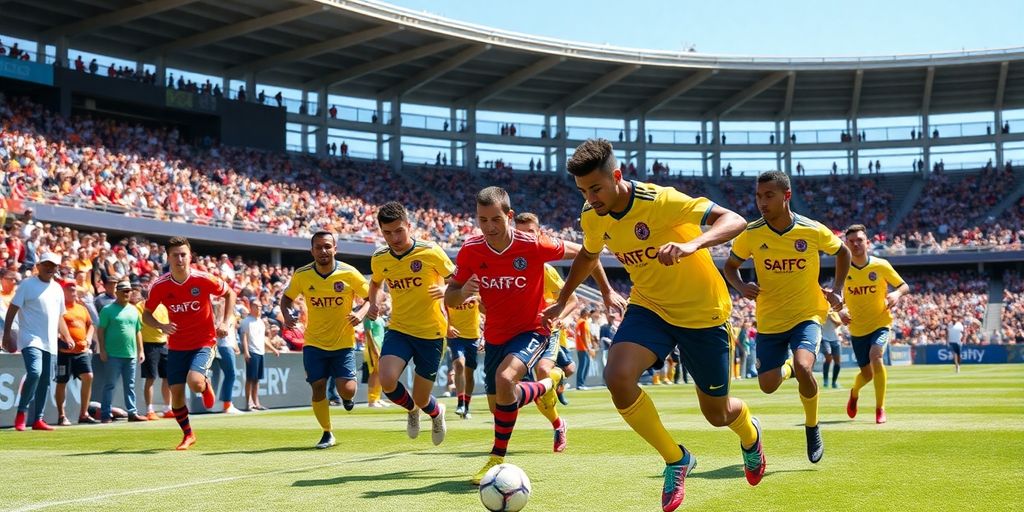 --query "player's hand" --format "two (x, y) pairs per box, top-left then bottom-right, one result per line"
(822, 288), (844, 311)
(447, 325), (460, 338)
(462, 276), (480, 297)
(160, 322), (178, 335)
(656, 241), (700, 266)
(541, 301), (566, 331)
(602, 288), (628, 315)
(885, 291), (903, 309)
(365, 302), (379, 321)
(99, 351), (108, 363)
(347, 311), (365, 327)
(738, 282), (760, 300)
(427, 284), (446, 300)
(839, 309), (852, 325)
